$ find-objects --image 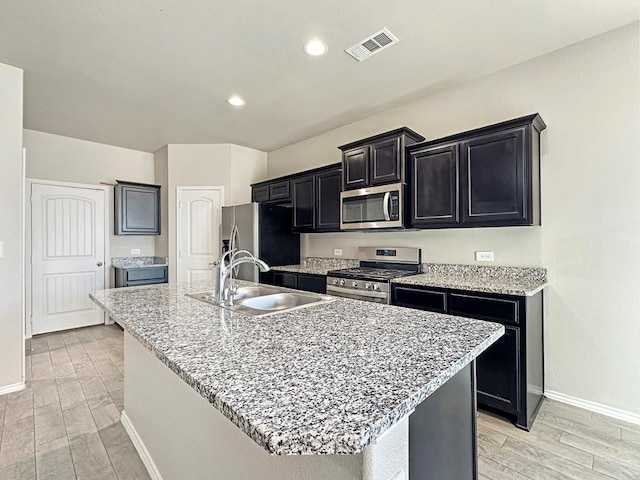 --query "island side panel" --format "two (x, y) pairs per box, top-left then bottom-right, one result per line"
(123, 332), (378, 480)
(409, 362), (478, 480)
